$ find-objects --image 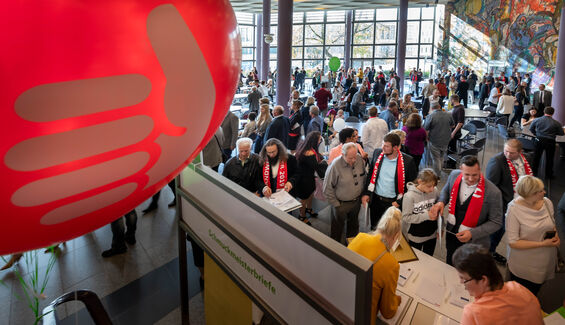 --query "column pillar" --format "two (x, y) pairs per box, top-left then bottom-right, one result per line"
(276, 0), (293, 115)
(255, 13), (263, 78)
(344, 10), (353, 72)
(396, 0), (408, 95)
(552, 6), (565, 124)
(441, 4), (453, 71)
(261, 0), (271, 82)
